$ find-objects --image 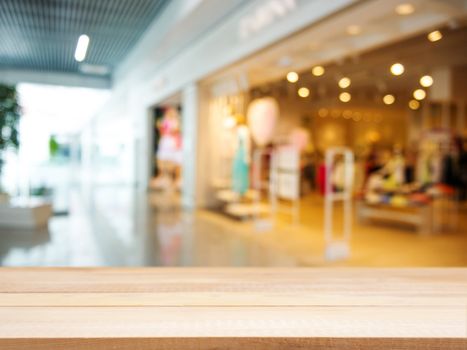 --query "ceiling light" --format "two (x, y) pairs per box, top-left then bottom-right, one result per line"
(408, 99), (420, 110)
(343, 110), (352, 119)
(287, 71), (299, 83)
(352, 112), (362, 121)
(346, 25), (361, 35)
(312, 66), (325, 76)
(74, 34), (90, 62)
(427, 30), (442, 42)
(79, 64), (110, 75)
(223, 116), (237, 129)
(318, 108), (329, 117)
(390, 63), (405, 76)
(419, 75), (433, 87)
(339, 92), (351, 103)
(298, 87), (310, 98)
(395, 3), (415, 15)
(413, 89), (426, 100)
(338, 77), (351, 88)
(383, 94), (395, 105)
